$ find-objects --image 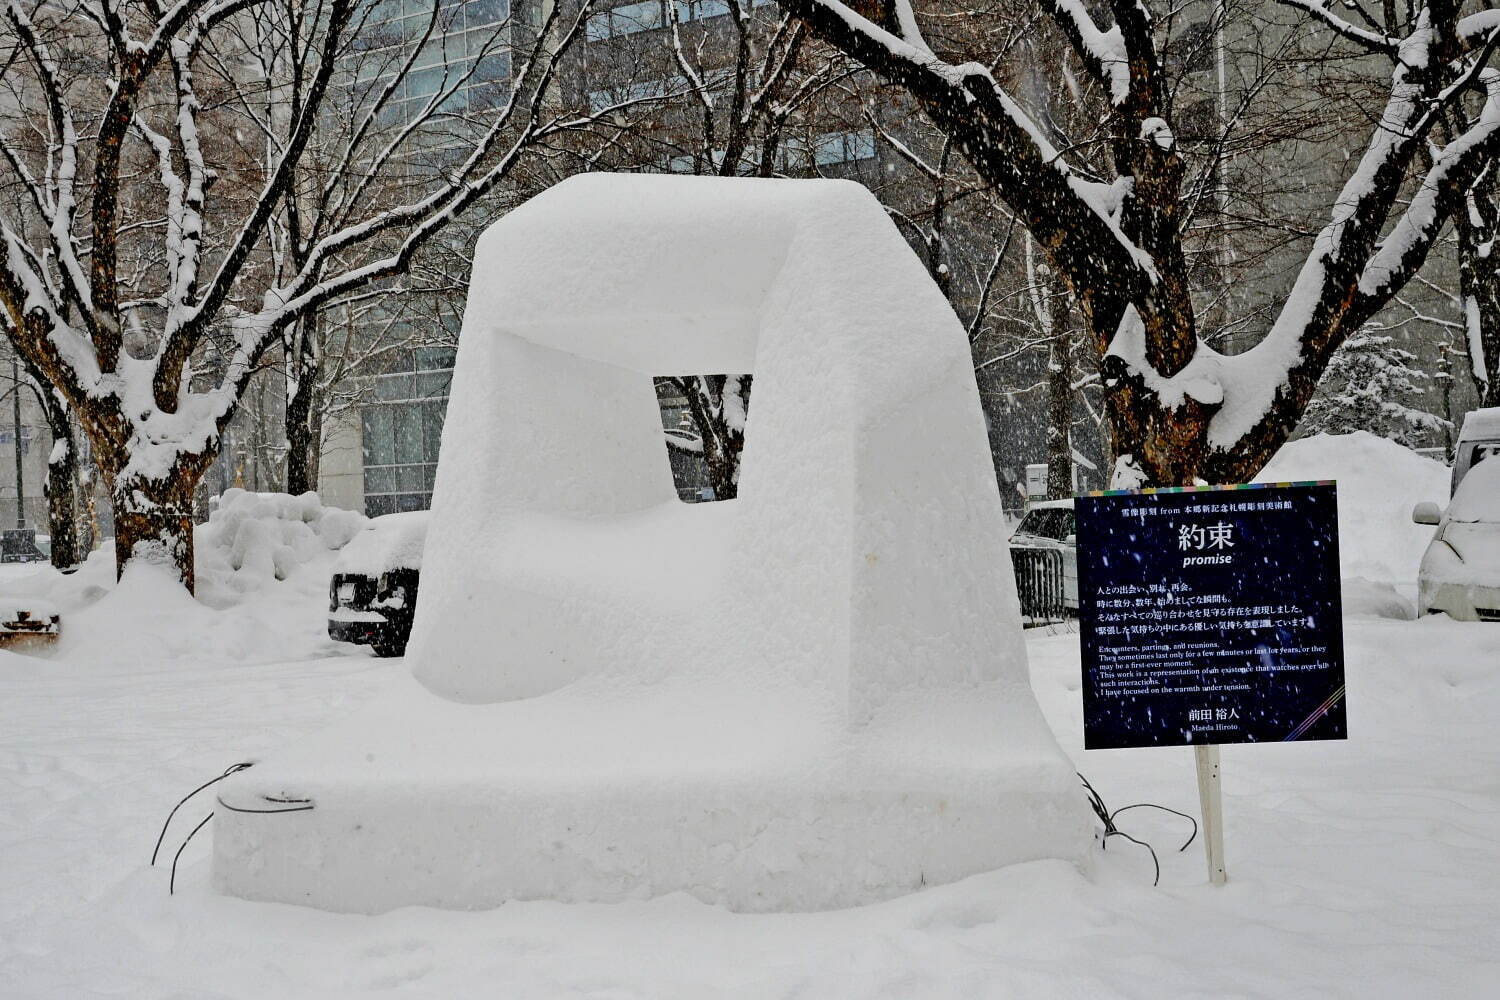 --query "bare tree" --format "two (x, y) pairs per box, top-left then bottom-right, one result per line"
(232, 0), (525, 493)
(0, 0), (614, 589)
(774, 0), (1500, 486)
